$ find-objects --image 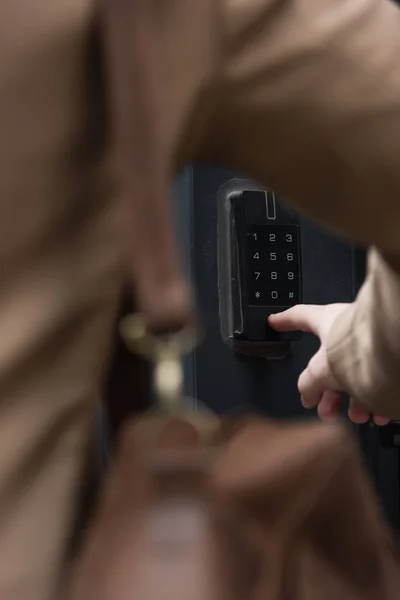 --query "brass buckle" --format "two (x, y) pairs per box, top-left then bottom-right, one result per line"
(119, 314), (220, 449)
